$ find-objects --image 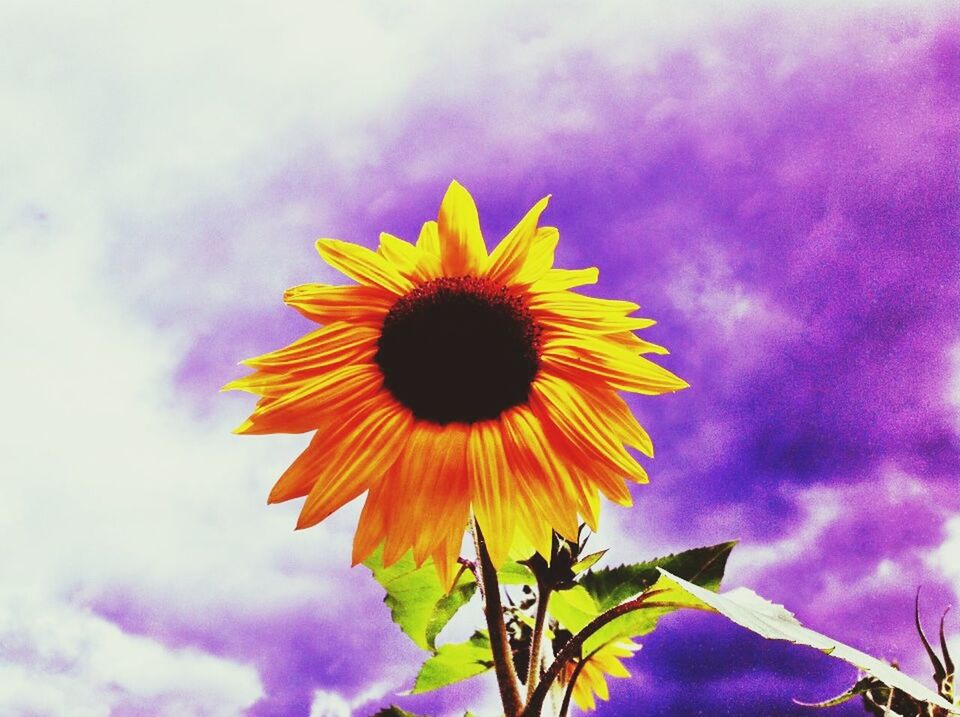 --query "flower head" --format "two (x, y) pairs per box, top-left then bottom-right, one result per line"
(227, 181), (687, 582)
(561, 639), (641, 712)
